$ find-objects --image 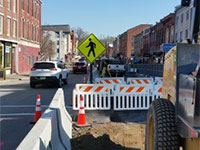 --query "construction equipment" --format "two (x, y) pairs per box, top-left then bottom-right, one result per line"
(145, 3), (200, 150)
(145, 1), (200, 149)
